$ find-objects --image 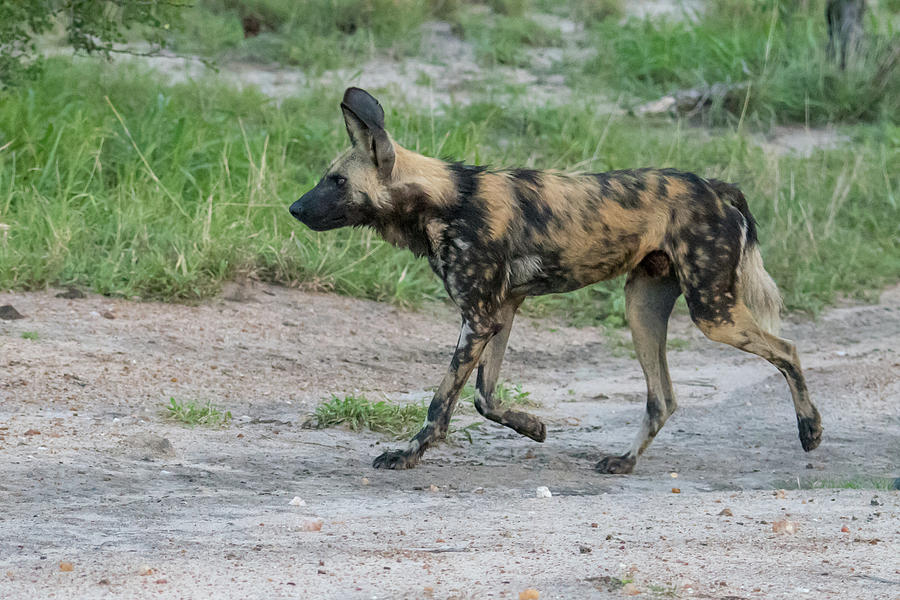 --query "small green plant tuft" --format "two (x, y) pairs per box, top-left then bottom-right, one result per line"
(166, 398), (232, 427)
(805, 477), (897, 491)
(20, 331), (39, 340)
(313, 394), (427, 439)
(459, 380), (536, 407)
(667, 337), (690, 351)
(313, 393), (493, 442)
(774, 476), (898, 491)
